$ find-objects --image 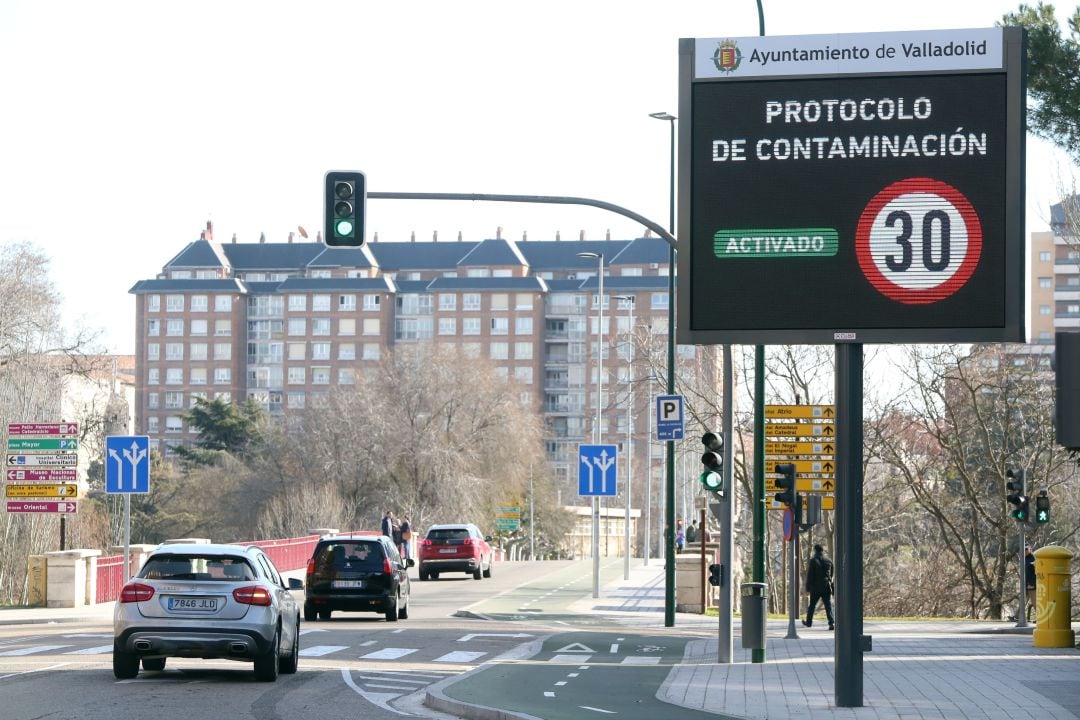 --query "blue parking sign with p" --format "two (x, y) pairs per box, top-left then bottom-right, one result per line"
(656, 395), (685, 440)
(105, 435), (151, 494)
